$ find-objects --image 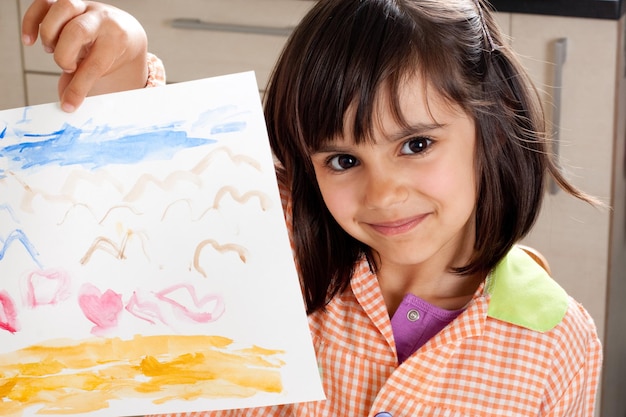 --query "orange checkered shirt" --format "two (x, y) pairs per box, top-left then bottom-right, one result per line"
(145, 59), (602, 417)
